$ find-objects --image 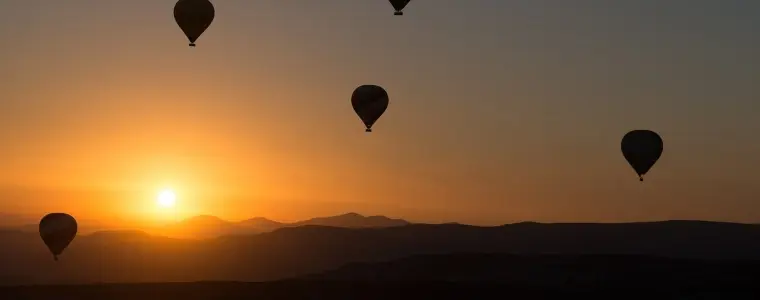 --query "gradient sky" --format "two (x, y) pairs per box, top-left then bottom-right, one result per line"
(0, 0), (758, 226)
